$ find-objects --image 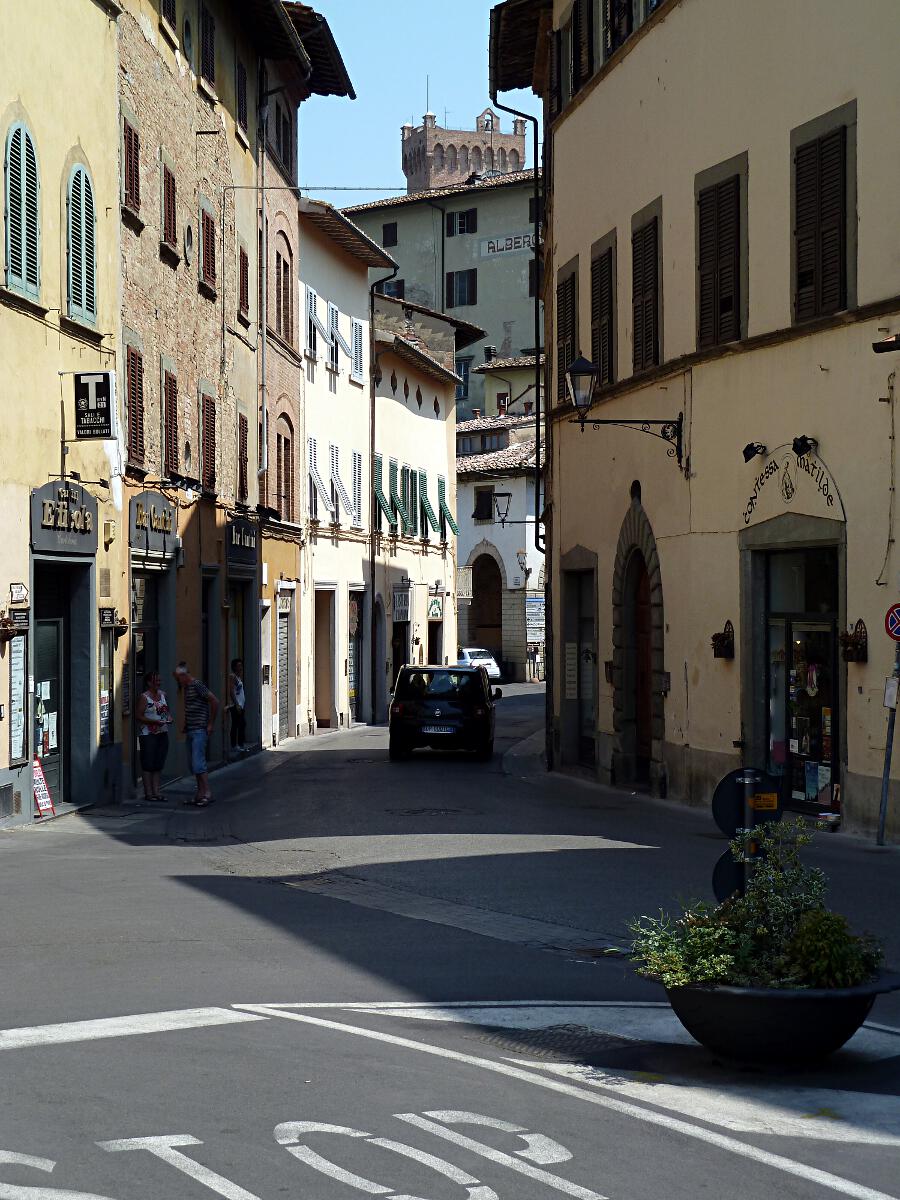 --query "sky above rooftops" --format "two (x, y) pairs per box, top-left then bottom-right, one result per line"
(298, 1), (544, 208)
